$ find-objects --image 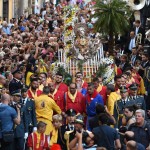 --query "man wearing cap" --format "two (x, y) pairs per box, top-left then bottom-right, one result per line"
(54, 72), (68, 93)
(65, 83), (86, 115)
(49, 82), (65, 112)
(65, 114), (85, 150)
(9, 69), (23, 94)
(114, 86), (133, 128)
(58, 109), (76, 150)
(11, 90), (28, 150)
(128, 83), (146, 110)
(21, 88), (37, 134)
(27, 78), (42, 100)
